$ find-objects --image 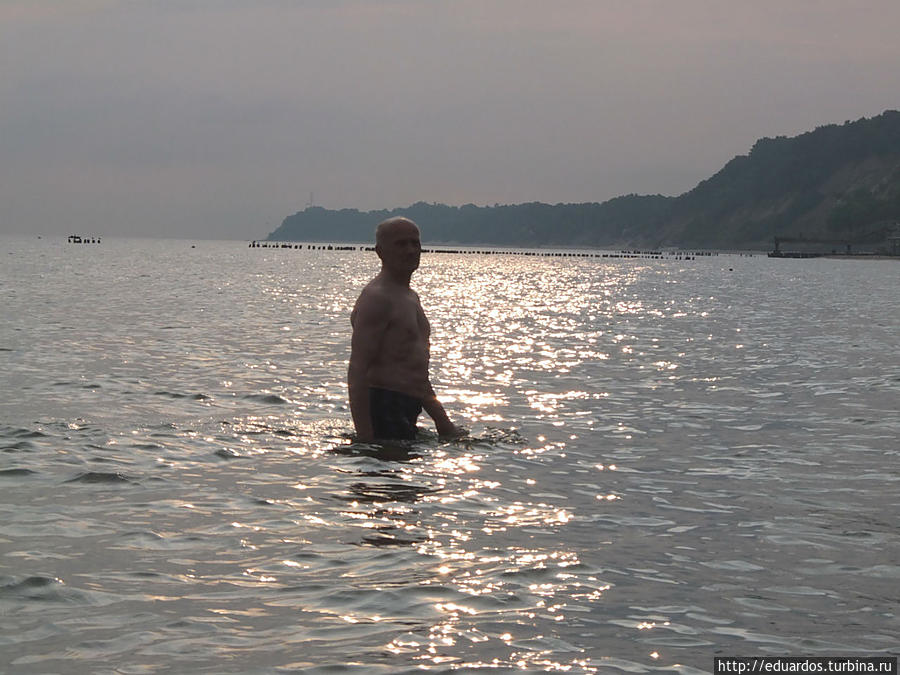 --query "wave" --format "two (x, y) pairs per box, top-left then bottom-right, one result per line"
(65, 471), (137, 485)
(0, 467), (37, 477)
(153, 391), (212, 401)
(243, 393), (290, 405)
